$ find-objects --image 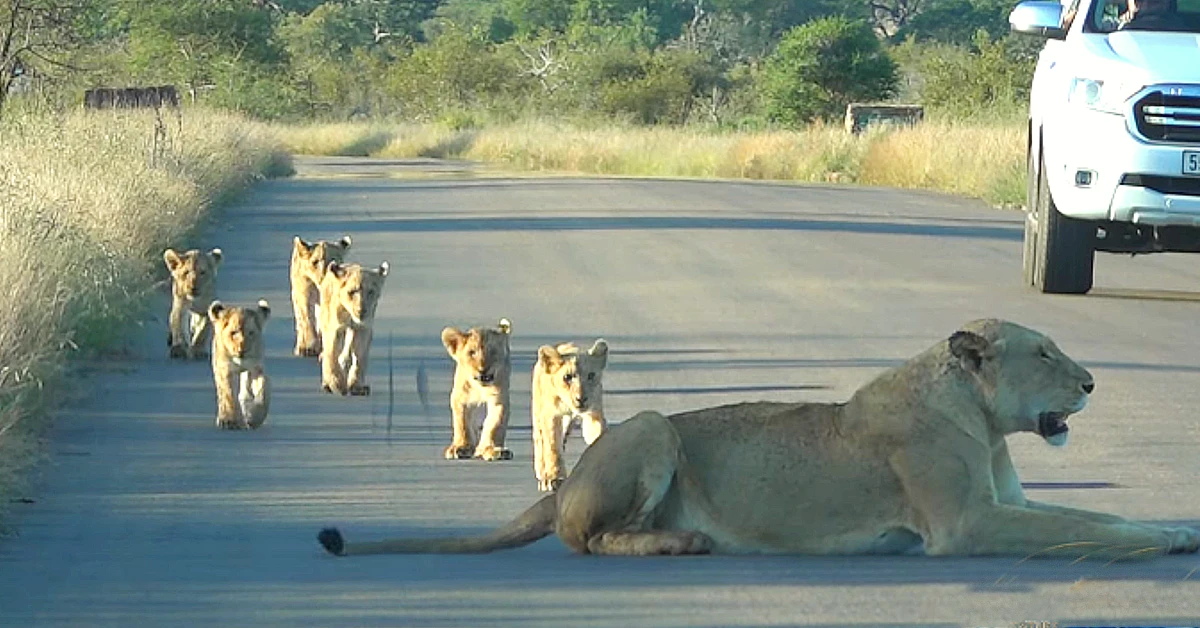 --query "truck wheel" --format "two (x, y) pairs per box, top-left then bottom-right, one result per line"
(1031, 152), (1095, 294)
